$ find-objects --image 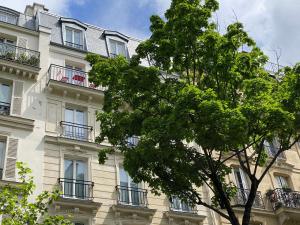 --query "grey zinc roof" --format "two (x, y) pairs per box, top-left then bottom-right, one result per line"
(38, 11), (149, 64)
